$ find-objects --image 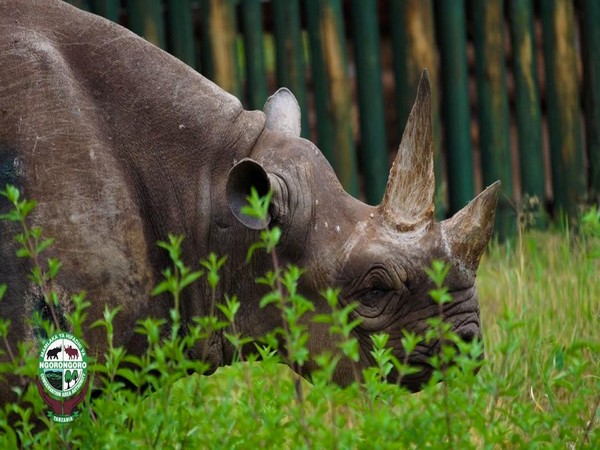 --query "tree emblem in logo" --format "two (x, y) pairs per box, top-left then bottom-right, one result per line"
(37, 332), (89, 423)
